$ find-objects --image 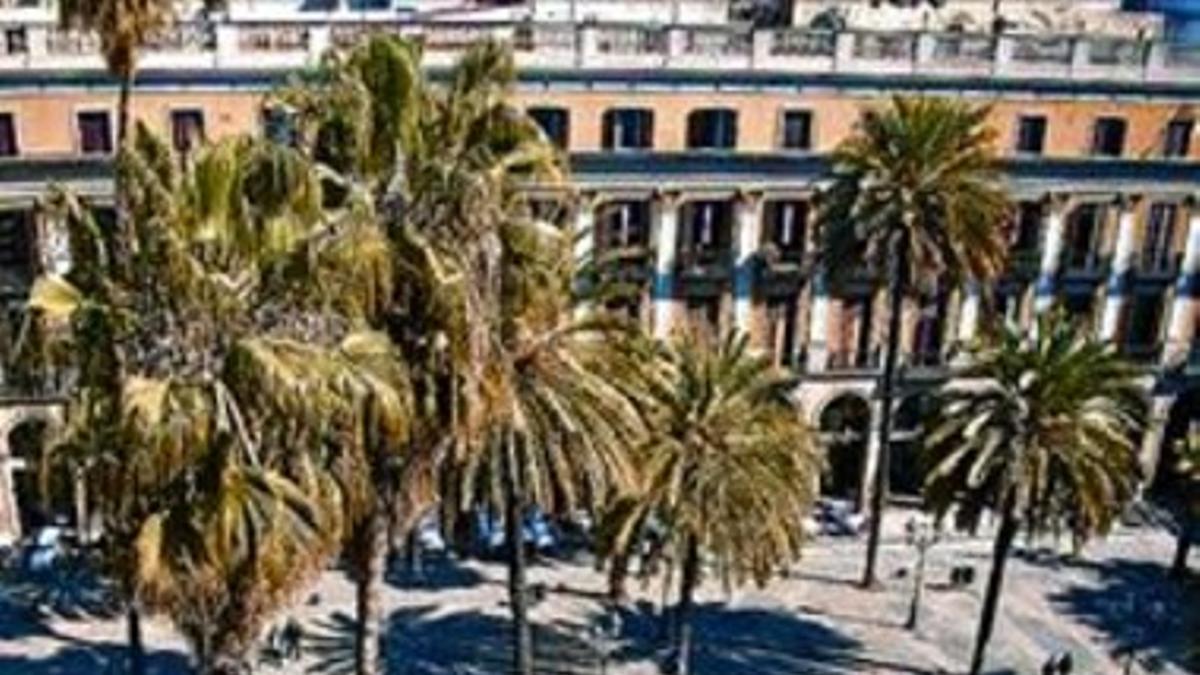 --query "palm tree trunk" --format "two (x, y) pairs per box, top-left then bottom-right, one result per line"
(672, 535), (700, 675)
(1171, 524), (1192, 579)
(607, 547), (631, 604)
(969, 501), (1019, 675)
(862, 241), (909, 588)
(503, 431), (534, 675)
(352, 507), (386, 675)
(127, 601), (145, 675)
